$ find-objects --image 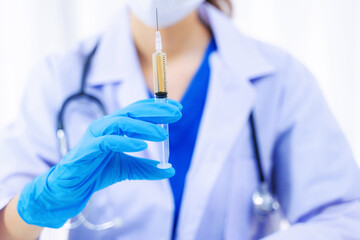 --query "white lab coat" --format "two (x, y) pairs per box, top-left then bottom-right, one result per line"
(0, 3), (360, 240)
